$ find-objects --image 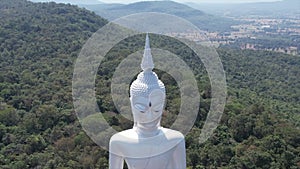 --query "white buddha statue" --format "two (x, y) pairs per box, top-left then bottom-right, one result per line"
(109, 34), (186, 169)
